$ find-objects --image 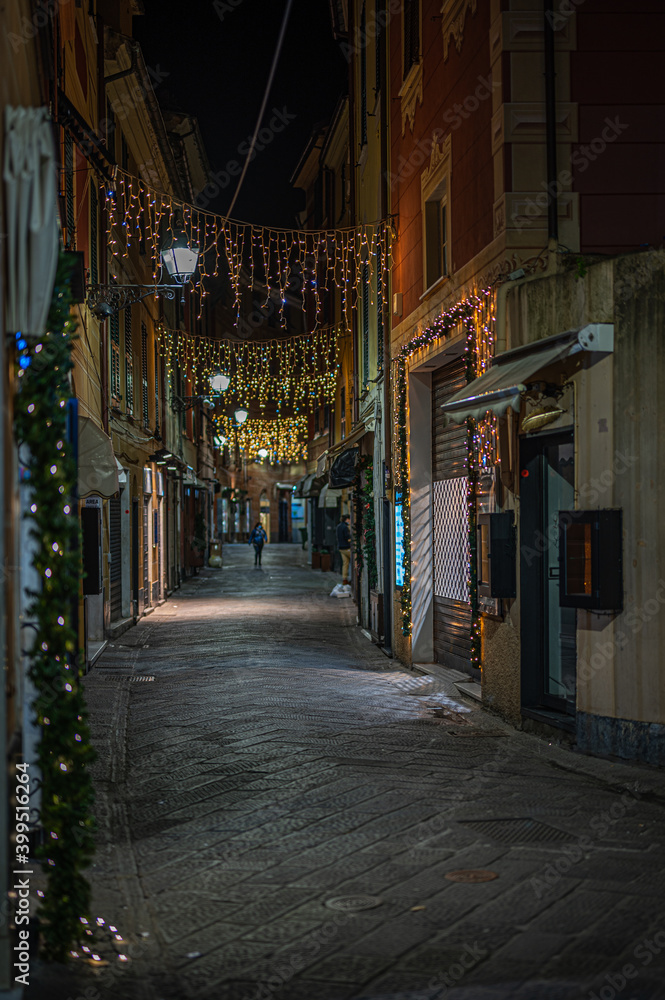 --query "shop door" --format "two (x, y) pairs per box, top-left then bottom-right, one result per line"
(131, 499), (139, 617)
(520, 431), (576, 714)
(431, 357), (474, 675)
(109, 496), (122, 621)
